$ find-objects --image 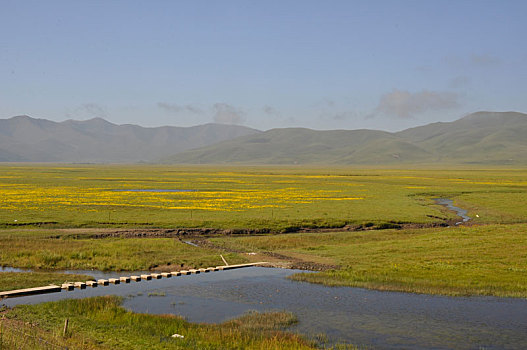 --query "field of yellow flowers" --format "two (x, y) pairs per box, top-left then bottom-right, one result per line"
(1, 164), (526, 229)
